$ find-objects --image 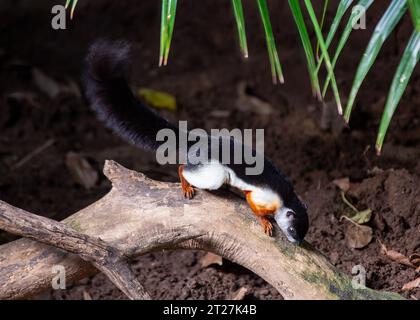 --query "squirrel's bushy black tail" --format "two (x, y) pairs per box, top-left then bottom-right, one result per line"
(83, 39), (178, 151)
